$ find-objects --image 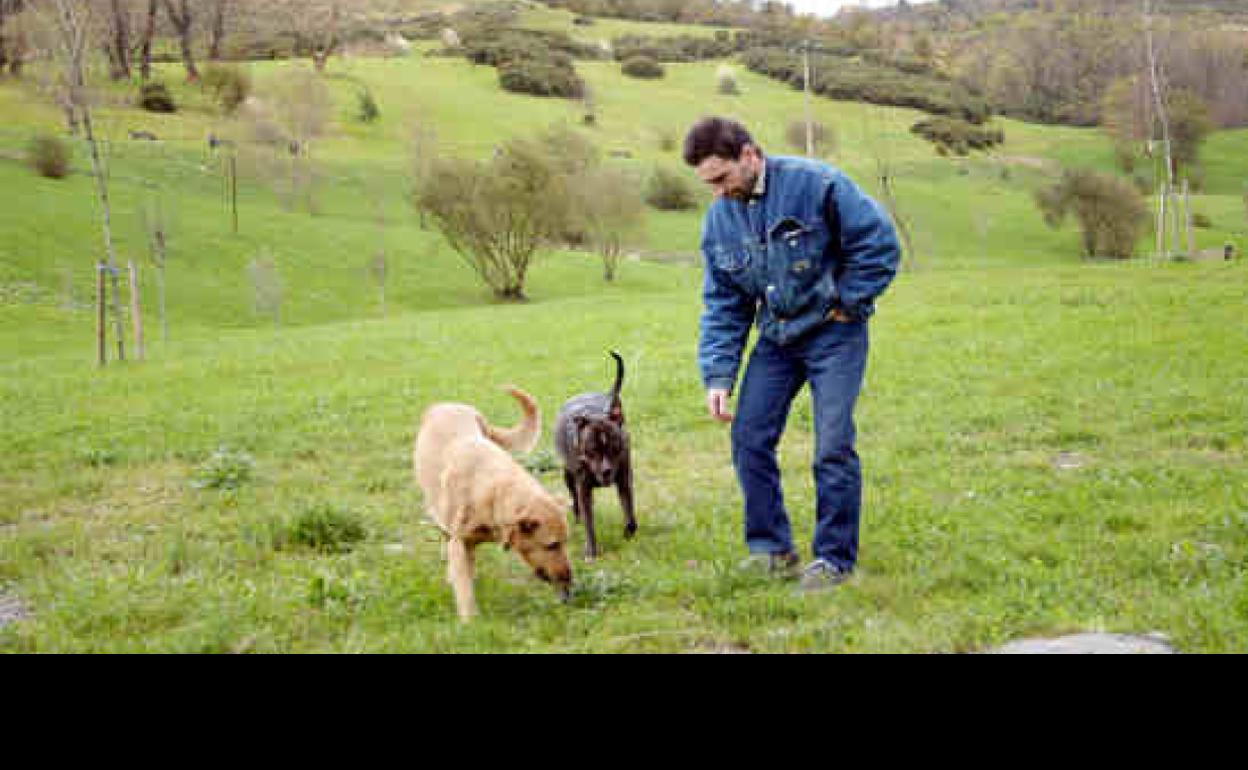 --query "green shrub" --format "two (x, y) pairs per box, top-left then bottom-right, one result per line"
(191, 446), (255, 491)
(1035, 169), (1149, 259)
(612, 34), (739, 63)
(786, 120), (836, 155)
(499, 59), (585, 99)
(202, 64), (251, 115)
(357, 88), (381, 123)
(622, 55), (664, 79)
(645, 165), (698, 211)
(138, 82), (178, 113)
(911, 117), (1004, 155)
(743, 47), (991, 124)
(287, 504), (367, 553)
(28, 134), (70, 179)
